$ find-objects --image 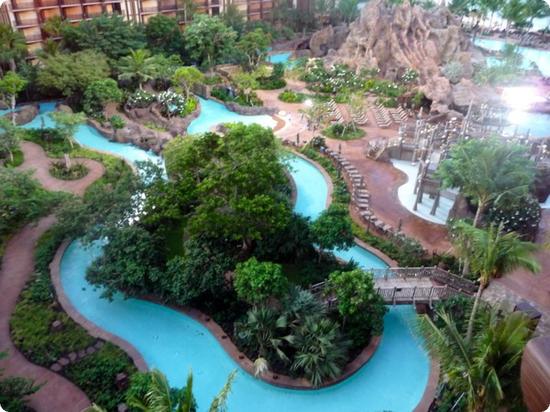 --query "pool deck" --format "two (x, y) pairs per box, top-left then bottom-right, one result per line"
(258, 81), (451, 253)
